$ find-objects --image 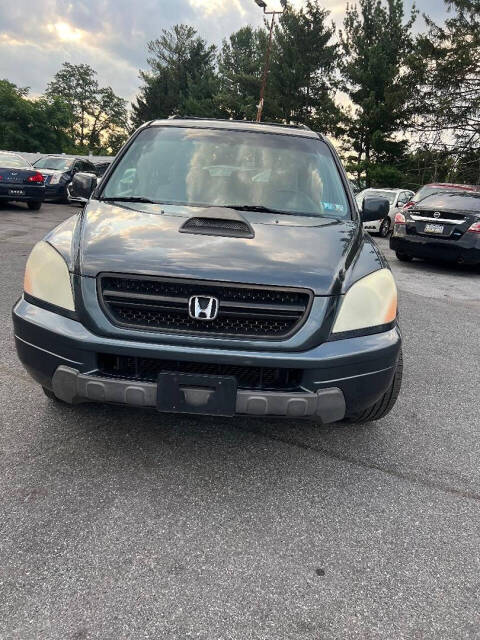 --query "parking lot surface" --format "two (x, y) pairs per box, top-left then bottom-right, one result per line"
(1, 202), (479, 640)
